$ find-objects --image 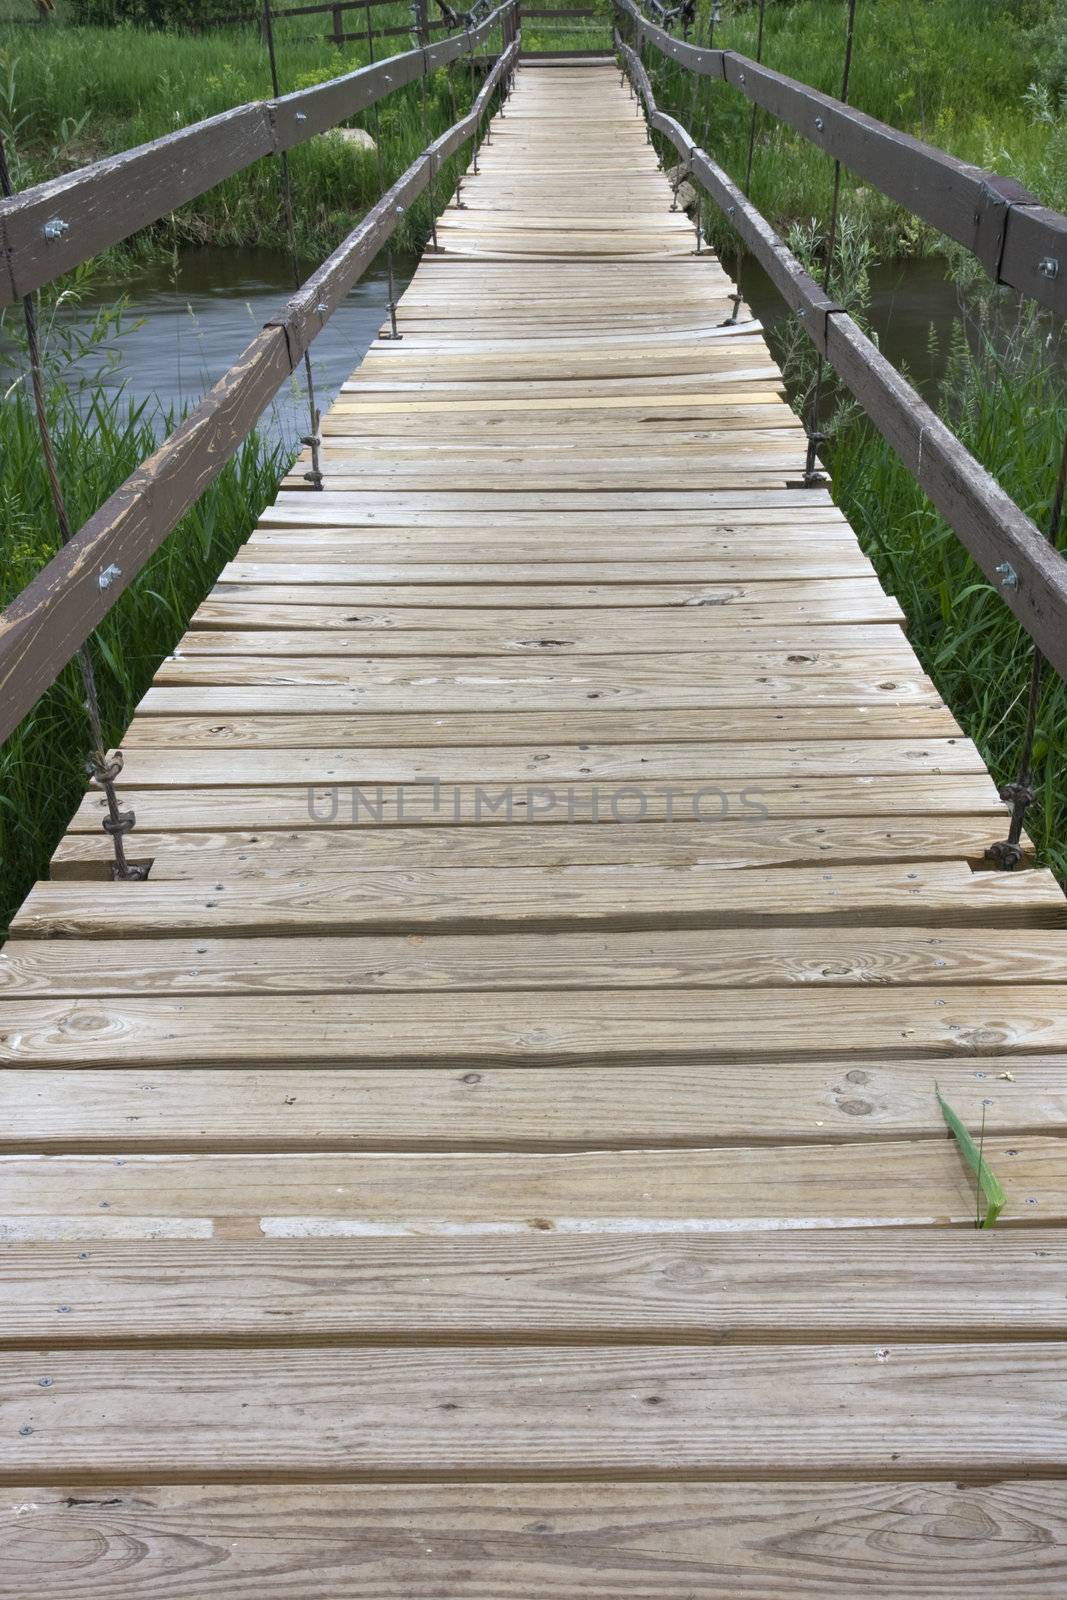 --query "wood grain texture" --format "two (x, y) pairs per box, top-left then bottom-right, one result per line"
(2, 1342), (1067, 1478)
(5, 1230), (1067, 1342)
(0, 1138), (1062, 1237)
(1, 1058), (1063, 1151)
(4, 928), (1066, 996)
(3, 1480), (1066, 1598)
